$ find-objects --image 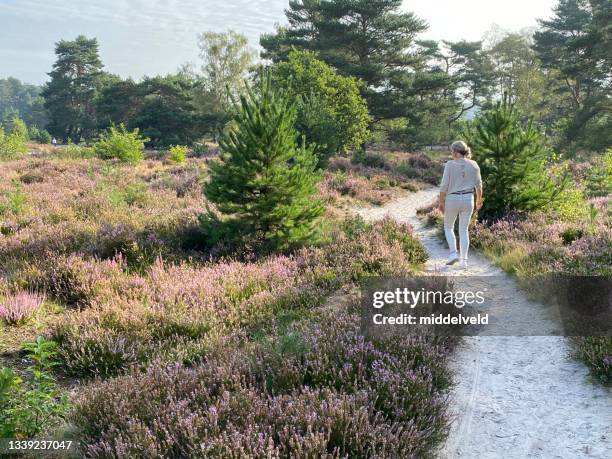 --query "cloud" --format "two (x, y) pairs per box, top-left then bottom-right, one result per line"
(1, 0), (286, 43)
(0, 0), (287, 83)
